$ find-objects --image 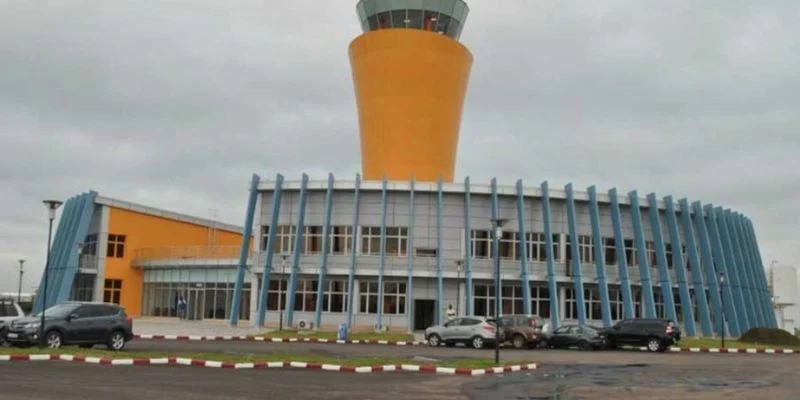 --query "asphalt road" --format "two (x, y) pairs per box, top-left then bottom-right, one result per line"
(2, 341), (799, 399)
